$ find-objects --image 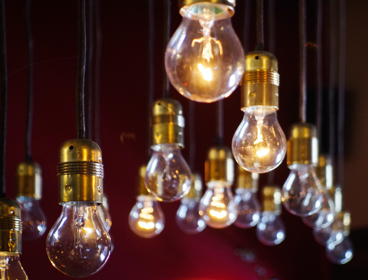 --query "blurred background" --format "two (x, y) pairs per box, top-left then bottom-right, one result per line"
(2, 0), (368, 279)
